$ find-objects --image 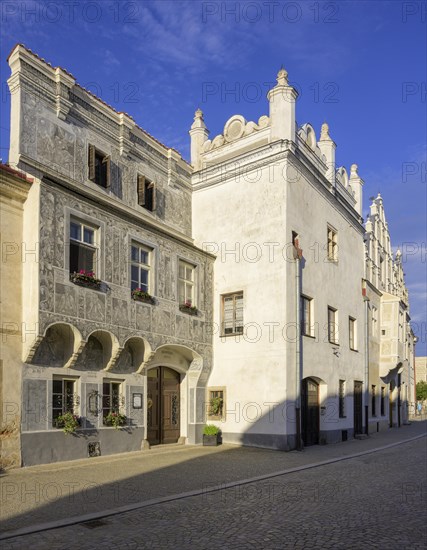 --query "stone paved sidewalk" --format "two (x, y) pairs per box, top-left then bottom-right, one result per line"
(1, 420), (426, 539)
